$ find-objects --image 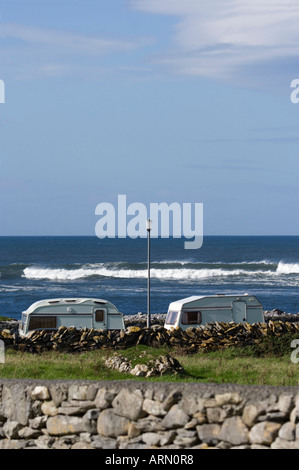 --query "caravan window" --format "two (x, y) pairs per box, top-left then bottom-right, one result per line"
(165, 311), (178, 325)
(182, 311), (202, 325)
(95, 309), (104, 322)
(28, 316), (57, 330)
